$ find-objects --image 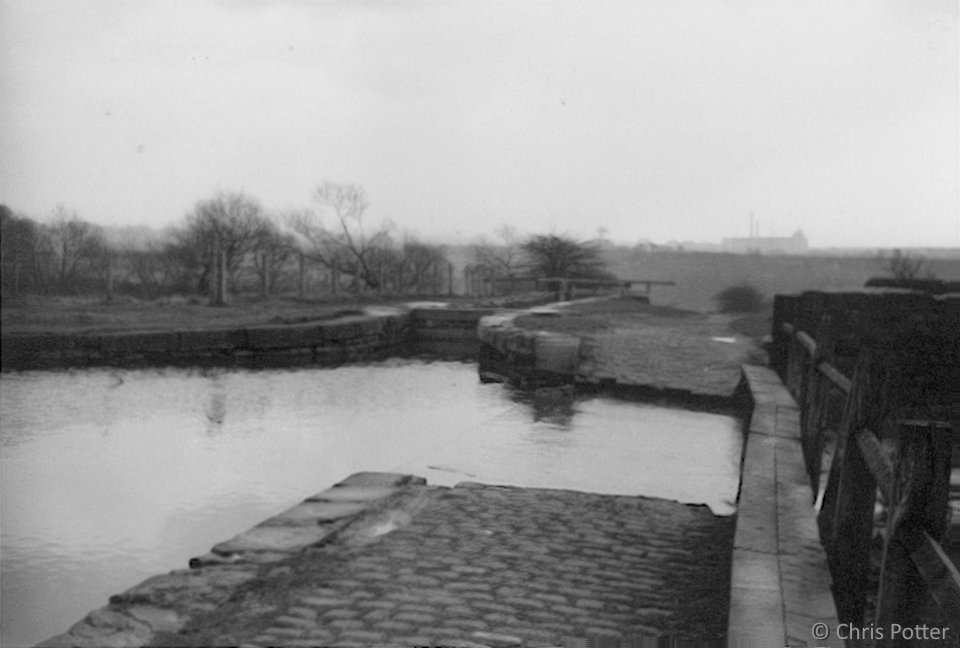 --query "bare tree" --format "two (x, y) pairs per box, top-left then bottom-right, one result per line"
(363, 245), (404, 293)
(44, 205), (108, 293)
(287, 182), (392, 290)
(251, 219), (297, 295)
(175, 191), (271, 293)
(112, 231), (188, 298)
(400, 239), (448, 294)
(1, 206), (48, 294)
(472, 224), (525, 288)
(881, 248), (931, 281)
(522, 234), (609, 279)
